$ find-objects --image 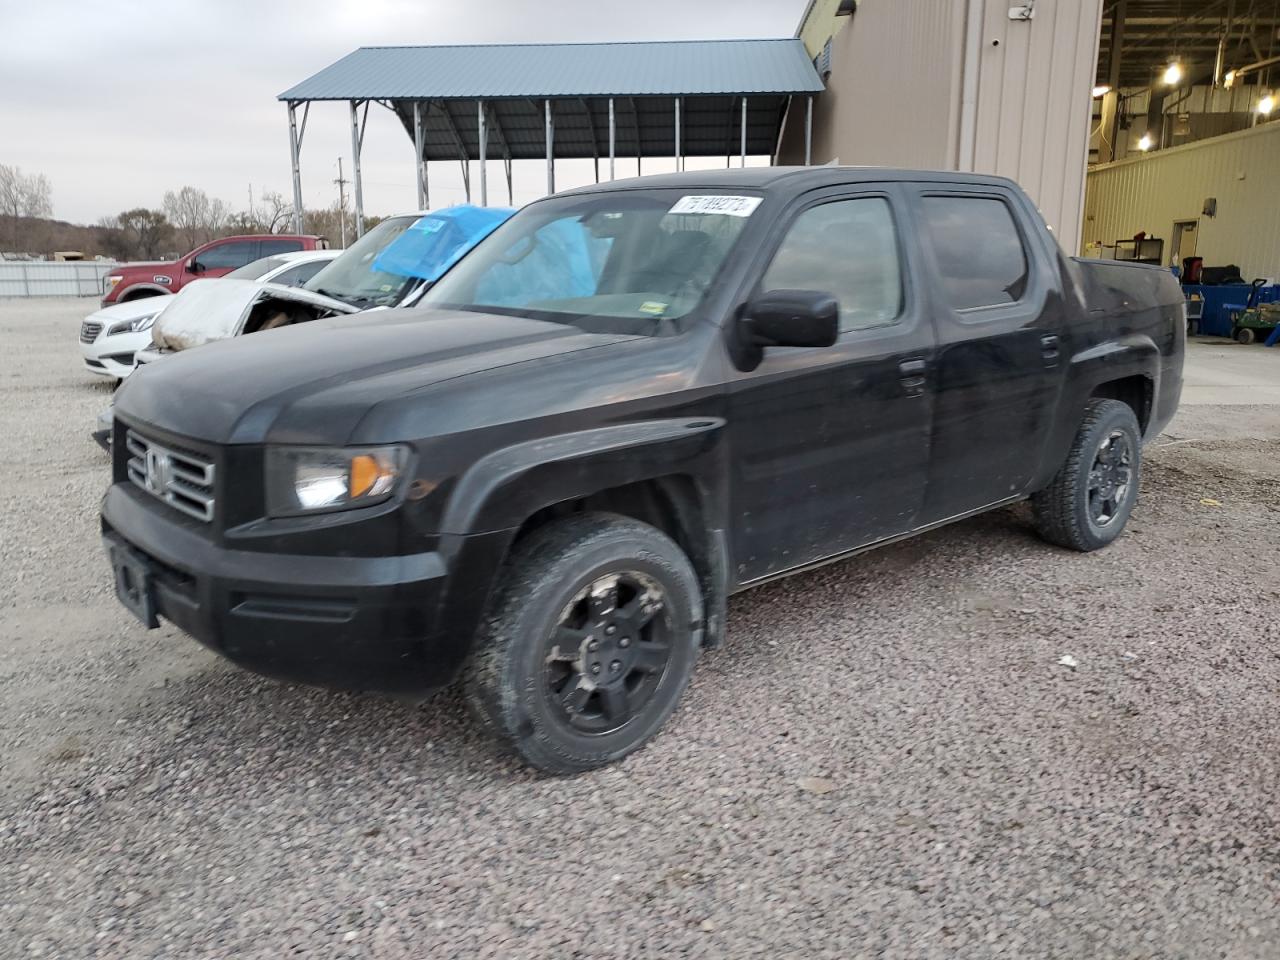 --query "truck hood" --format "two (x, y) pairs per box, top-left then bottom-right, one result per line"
(150, 279), (359, 350)
(116, 308), (638, 445)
